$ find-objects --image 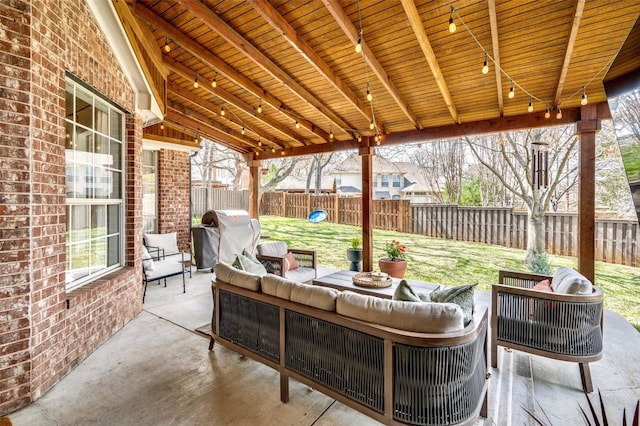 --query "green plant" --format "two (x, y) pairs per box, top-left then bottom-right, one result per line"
(527, 250), (552, 275)
(350, 236), (362, 250)
(384, 240), (407, 261)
